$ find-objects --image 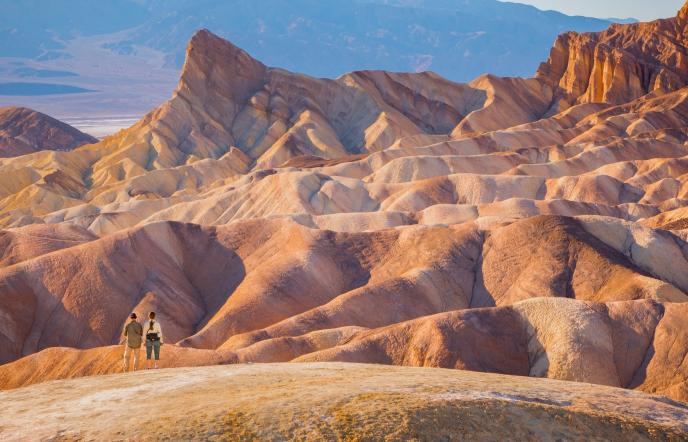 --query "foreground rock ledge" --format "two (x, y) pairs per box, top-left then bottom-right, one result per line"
(0, 363), (686, 441)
